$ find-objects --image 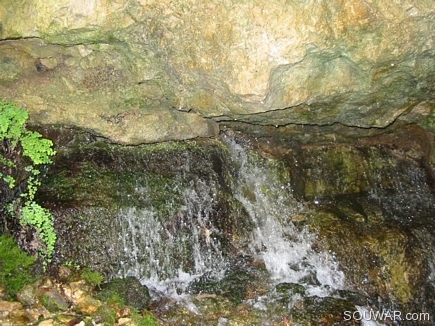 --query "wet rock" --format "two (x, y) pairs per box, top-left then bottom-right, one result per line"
(61, 280), (102, 315)
(188, 265), (255, 304)
(75, 296), (102, 315)
(291, 296), (360, 326)
(62, 281), (91, 306)
(34, 127), (435, 323)
(0, 277), (159, 326)
(57, 265), (73, 283)
(274, 283), (306, 297)
(335, 290), (372, 307)
(40, 138), (247, 283)
(310, 208), (429, 305)
(96, 277), (150, 311)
